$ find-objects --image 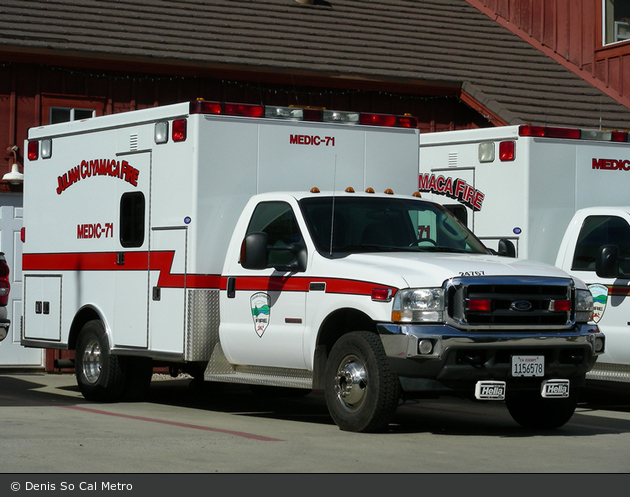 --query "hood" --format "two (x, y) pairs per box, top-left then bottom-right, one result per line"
(324, 251), (577, 289)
